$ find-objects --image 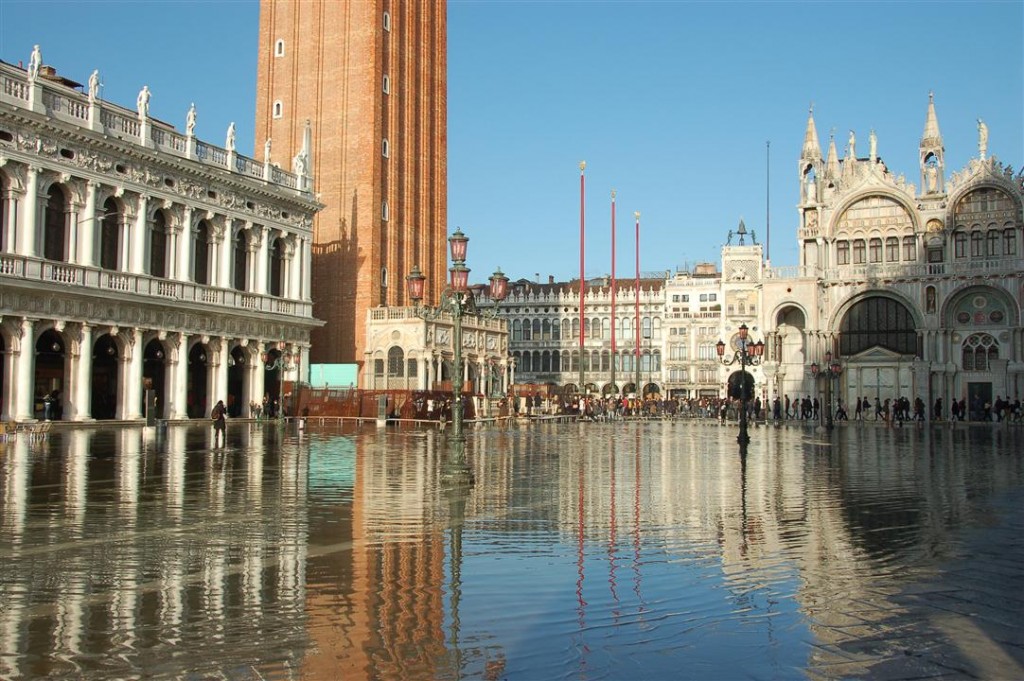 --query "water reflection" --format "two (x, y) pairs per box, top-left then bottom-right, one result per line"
(0, 422), (1021, 679)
